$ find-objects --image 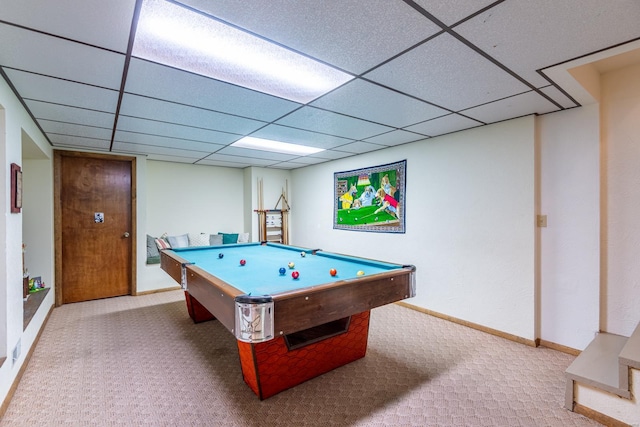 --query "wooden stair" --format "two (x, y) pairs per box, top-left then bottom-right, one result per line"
(564, 322), (640, 426)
